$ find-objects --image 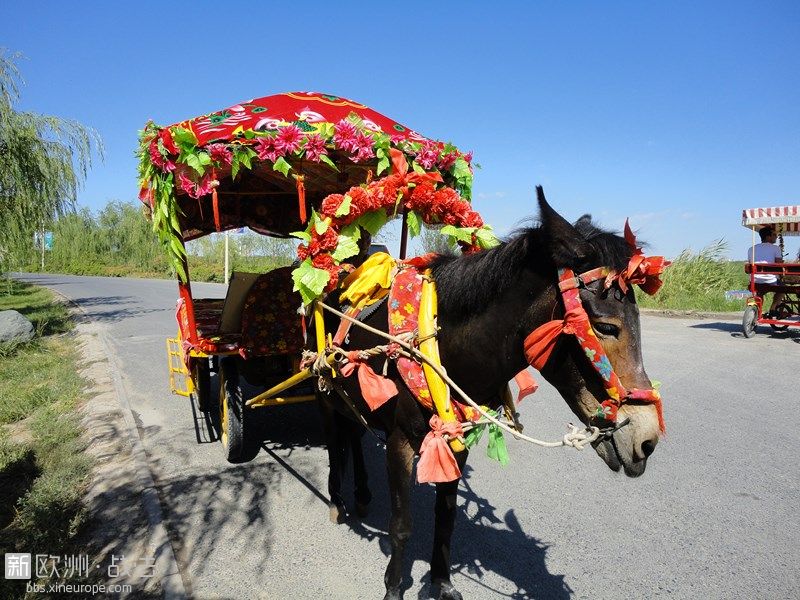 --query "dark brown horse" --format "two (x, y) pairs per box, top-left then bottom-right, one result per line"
(316, 188), (662, 600)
